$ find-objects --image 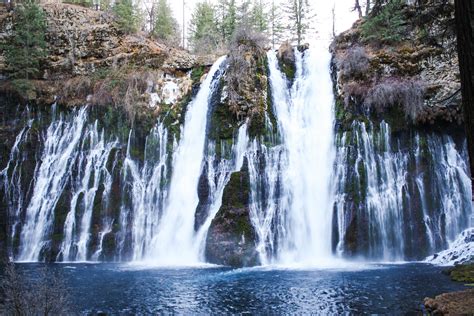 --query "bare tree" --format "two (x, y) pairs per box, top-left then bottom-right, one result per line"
(1, 262), (71, 315)
(354, 0), (363, 18)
